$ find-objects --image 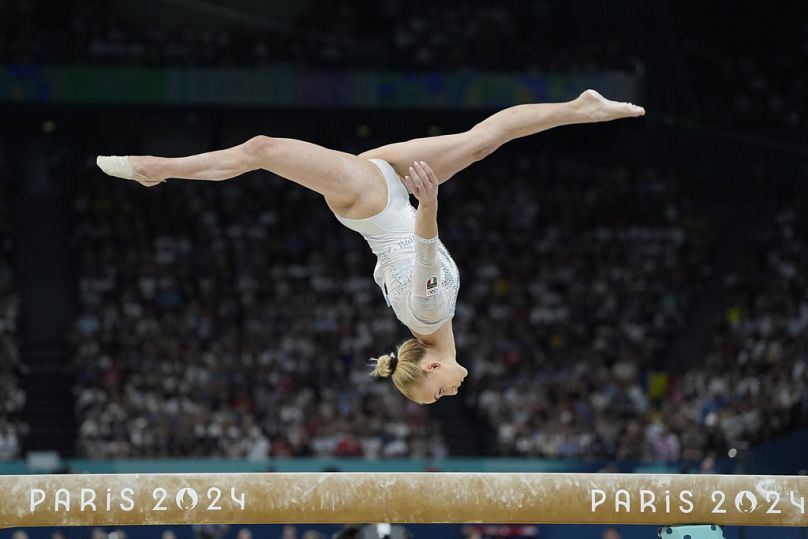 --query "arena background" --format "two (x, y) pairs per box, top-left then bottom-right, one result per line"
(1, 0), (807, 538)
